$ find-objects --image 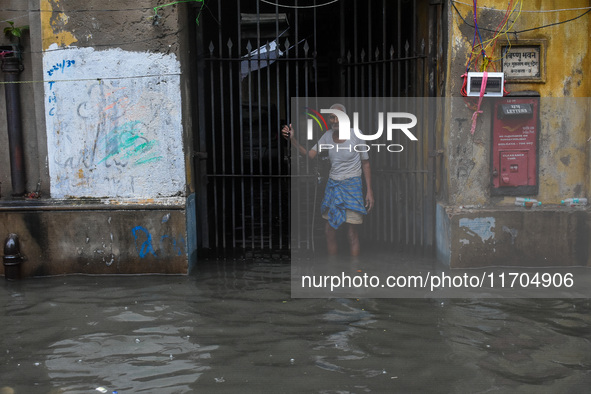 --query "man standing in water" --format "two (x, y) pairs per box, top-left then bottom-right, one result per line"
(282, 103), (374, 257)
